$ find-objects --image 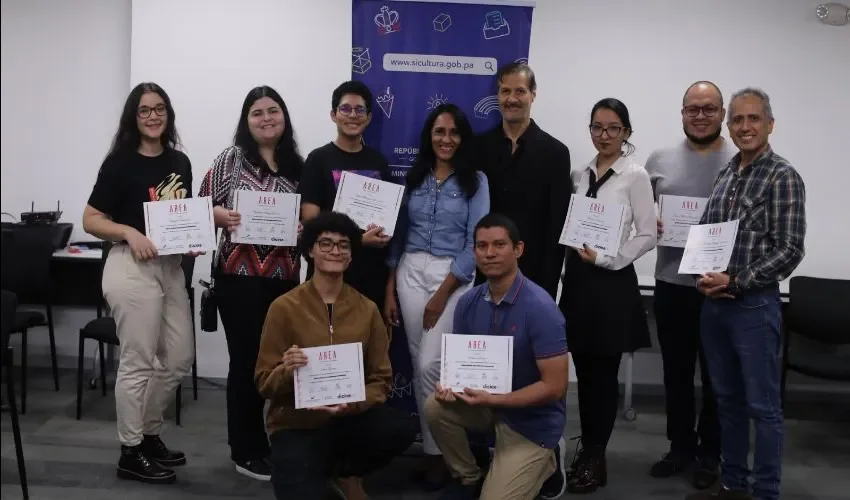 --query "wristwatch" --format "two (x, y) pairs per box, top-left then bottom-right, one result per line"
(727, 274), (742, 296)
